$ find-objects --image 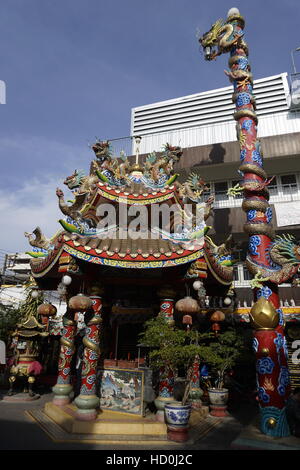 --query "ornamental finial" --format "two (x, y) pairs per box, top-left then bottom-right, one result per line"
(227, 7), (240, 18)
